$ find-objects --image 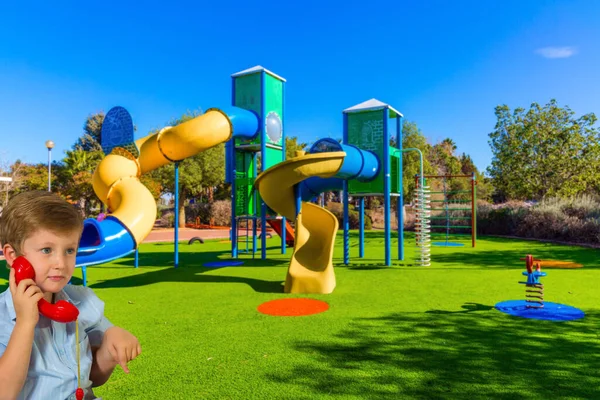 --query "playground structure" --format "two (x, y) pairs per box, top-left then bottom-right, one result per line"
(73, 65), (428, 292)
(415, 173), (477, 247)
(75, 102), (262, 280)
